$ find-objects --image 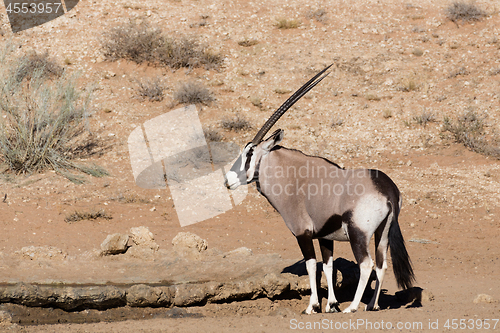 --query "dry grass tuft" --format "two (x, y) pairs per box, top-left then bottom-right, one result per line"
(383, 110), (393, 119)
(0, 44), (107, 183)
(204, 128), (224, 142)
(445, 1), (486, 23)
(173, 81), (215, 105)
(221, 114), (252, 132)
(135, 77), (166, 102)
(444, 108), (500, 158)
(413, 109), (437, 127)
(397, 77), (420, 92)
(65, 209), (112, 223)
(306, 8), (328, 23)
(275, 18), (301, 29)
(15, 51), (64, 82)
(238, 38), (259, 47)
(110, 193), (149, 204)
(101, 21), (223, 69)
(274, 88), (292, 94)
(249, 96), (262, 108)
(365, 93), (381, 101)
